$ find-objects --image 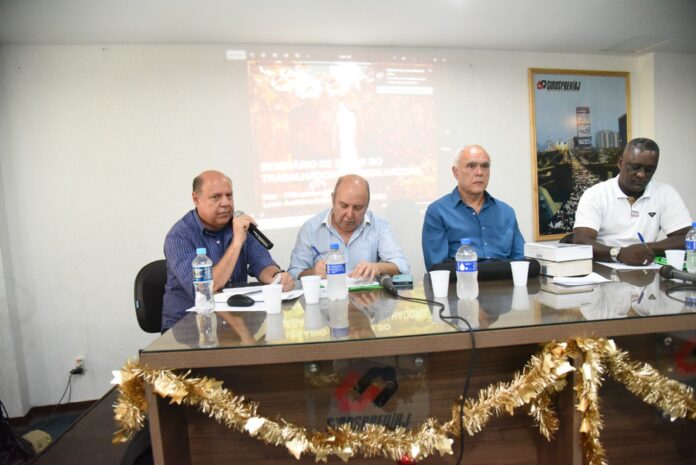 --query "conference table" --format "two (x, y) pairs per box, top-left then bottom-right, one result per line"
(139, 265), (696, 465)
